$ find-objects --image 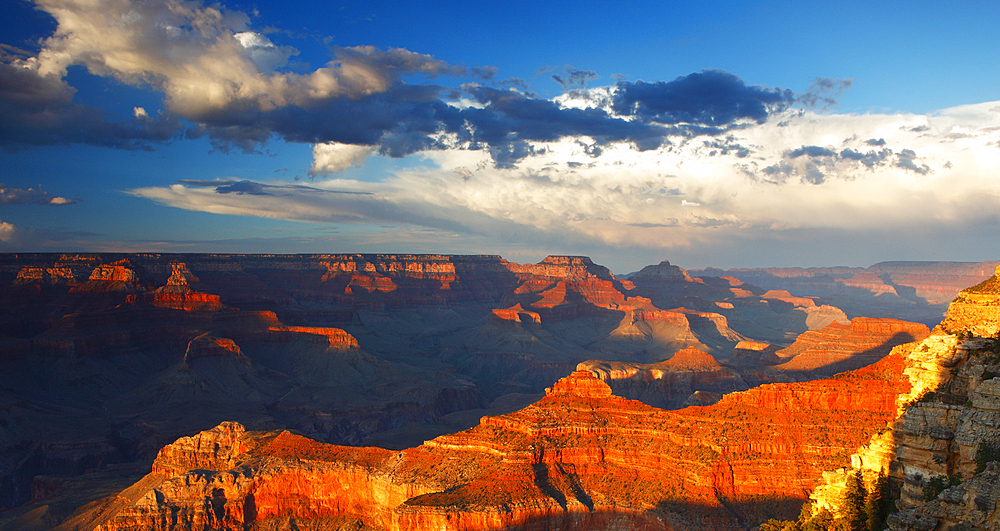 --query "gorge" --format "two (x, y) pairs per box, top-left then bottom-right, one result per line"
(0, 254), (998, 530)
